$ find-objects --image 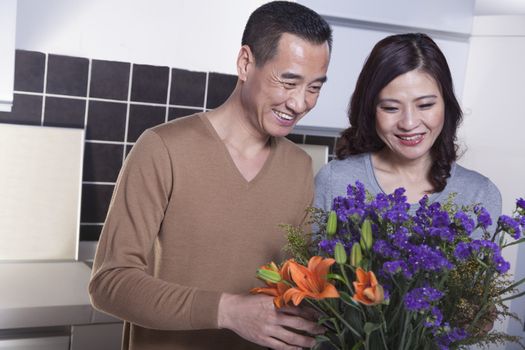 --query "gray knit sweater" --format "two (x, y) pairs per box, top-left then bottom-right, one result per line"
(314, 153), (502, 232)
